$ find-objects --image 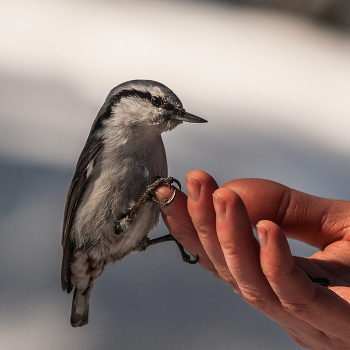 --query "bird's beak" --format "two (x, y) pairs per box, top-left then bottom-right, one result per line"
(174, 110), (208, 123)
